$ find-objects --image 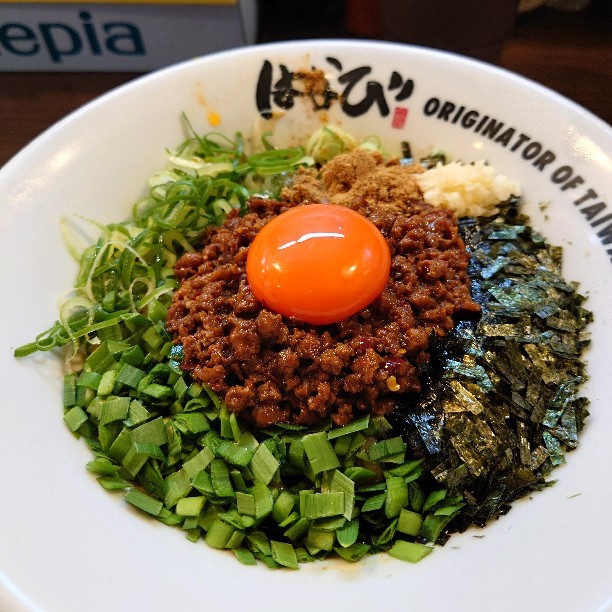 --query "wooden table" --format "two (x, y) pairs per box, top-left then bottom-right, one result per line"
(1, 2), (610, 168)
